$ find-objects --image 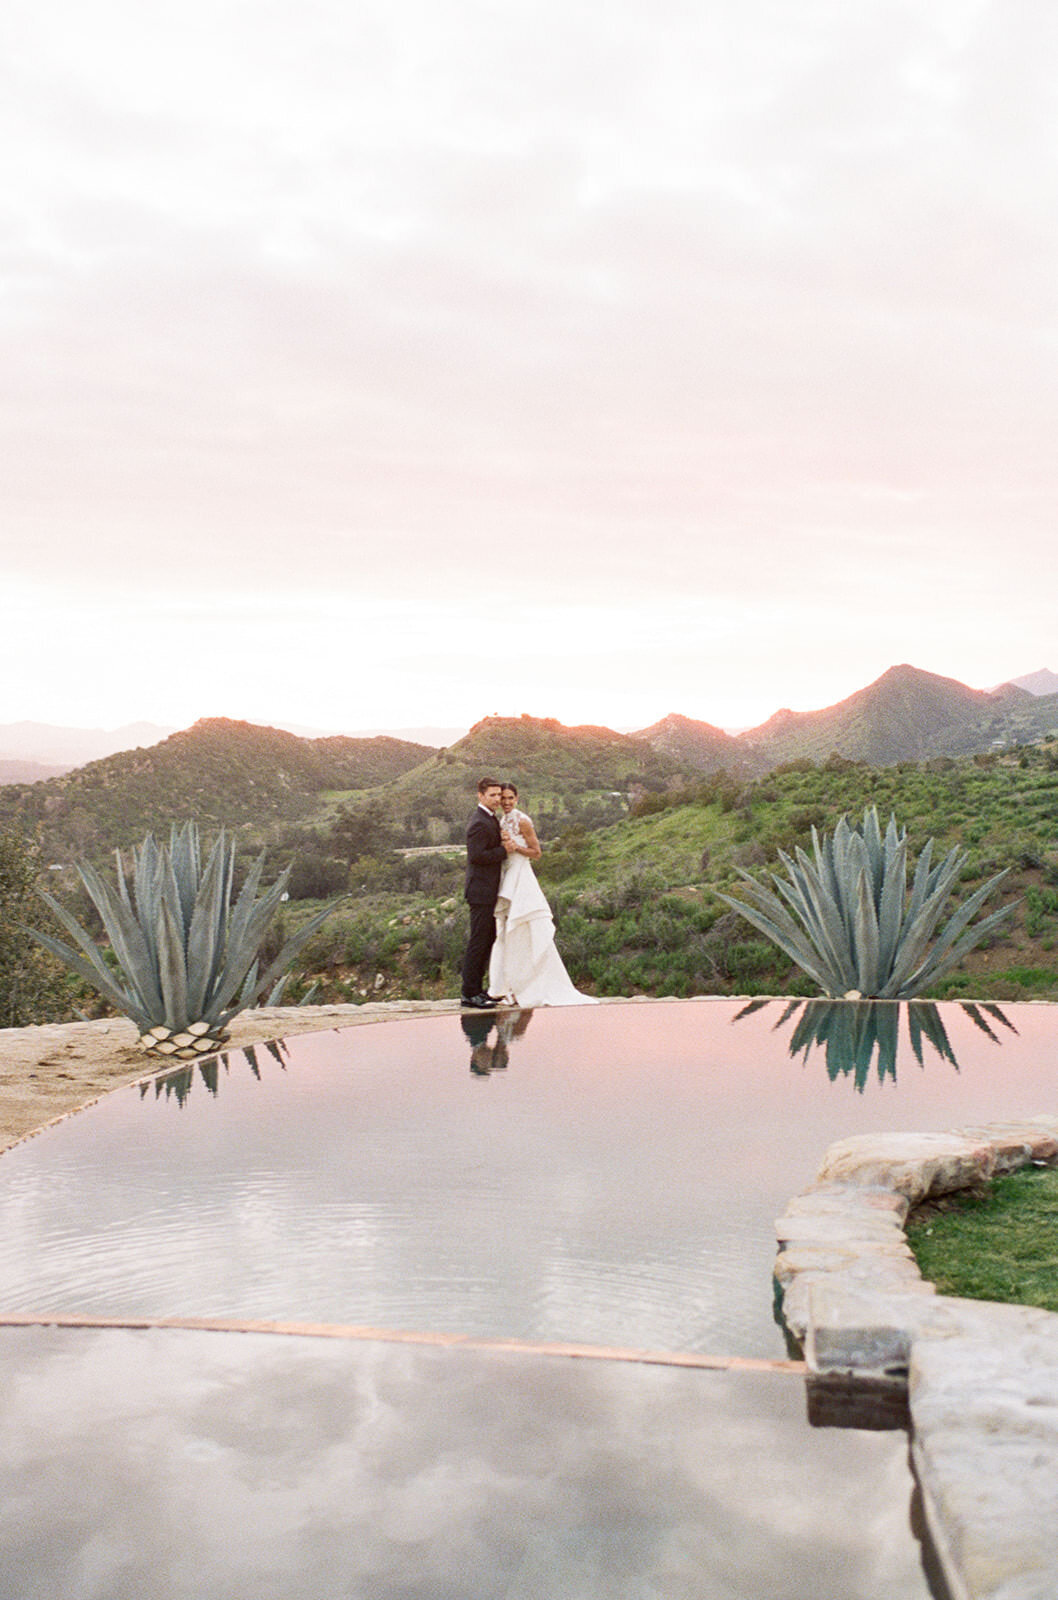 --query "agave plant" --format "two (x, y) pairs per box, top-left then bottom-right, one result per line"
(717, 808), (1015, 999)
(32, 823), (339, 1057)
